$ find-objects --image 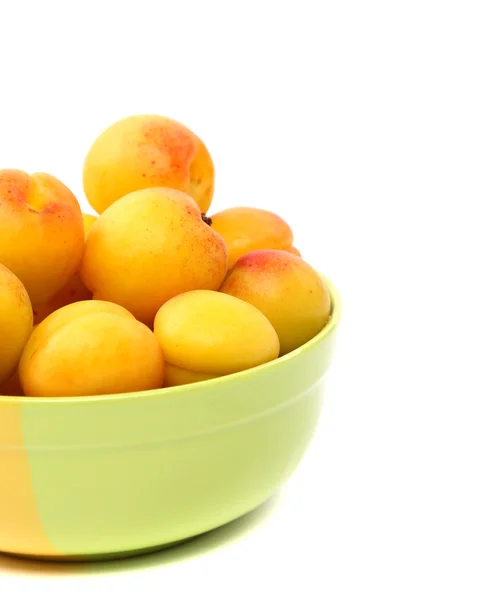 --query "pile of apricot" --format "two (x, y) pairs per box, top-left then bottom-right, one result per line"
(0, 115), (332, 397)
